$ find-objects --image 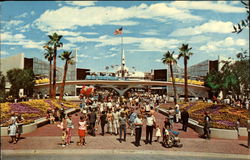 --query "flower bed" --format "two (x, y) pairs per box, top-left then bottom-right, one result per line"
(0, 99), (77, 127)
(179, 102), (249, 129)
